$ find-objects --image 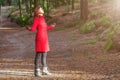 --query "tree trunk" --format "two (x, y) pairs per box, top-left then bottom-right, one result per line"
(18, 0), (22, 18)
(80, 0), (88, 22)
(72, 0), (75, 11)
(30, 0), (32, 17)
(34, 0), (38, 8)
(25, 0), (29, 14)
(46, 0), (49, 17)
(7, 0), (12, 6)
